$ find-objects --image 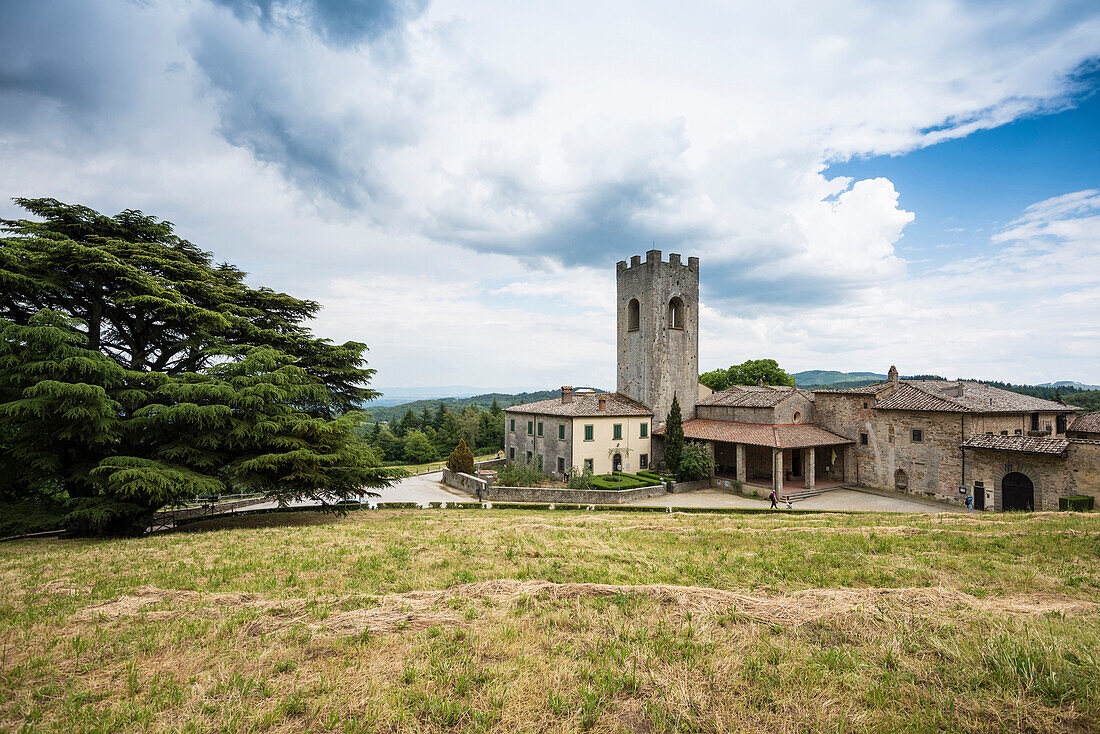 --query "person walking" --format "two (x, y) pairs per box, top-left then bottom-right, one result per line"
(769, 490), (778, 509)
(966, 494), (974, 511)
